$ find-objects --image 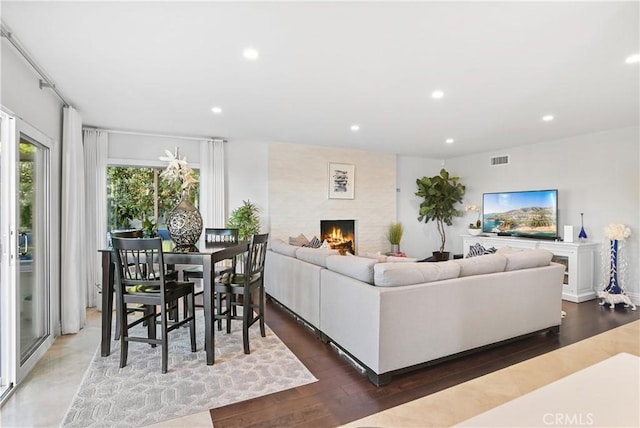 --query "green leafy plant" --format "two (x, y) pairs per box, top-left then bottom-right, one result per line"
(416, 168), (466, 254)
(387, 222), (404, 245)
(227, 200), (261, 240)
